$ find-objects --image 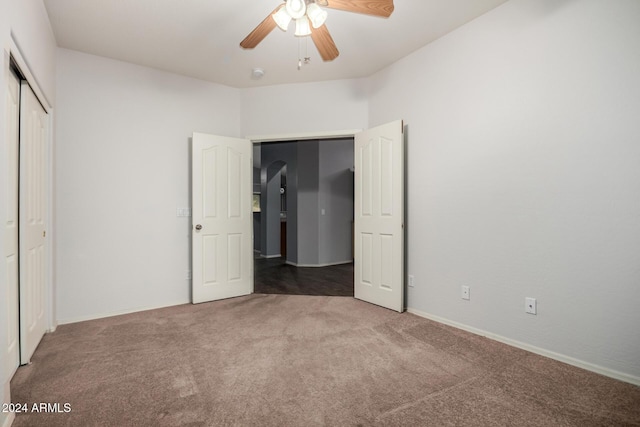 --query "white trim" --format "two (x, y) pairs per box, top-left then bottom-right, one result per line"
(1, 379), (15, 427)
(286, 260), (353, 268)
(56, 299), (189, 326)
(7, 38), (51, 111)
(260, 254), (282, 259)
(247, 129), (361, 143)
(5, 364), (17, 386)
(2, 48), (18, 399)
(407, 307), (640, 387)
(0, 411), (14, 427)
(47, 110), (56, 333)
